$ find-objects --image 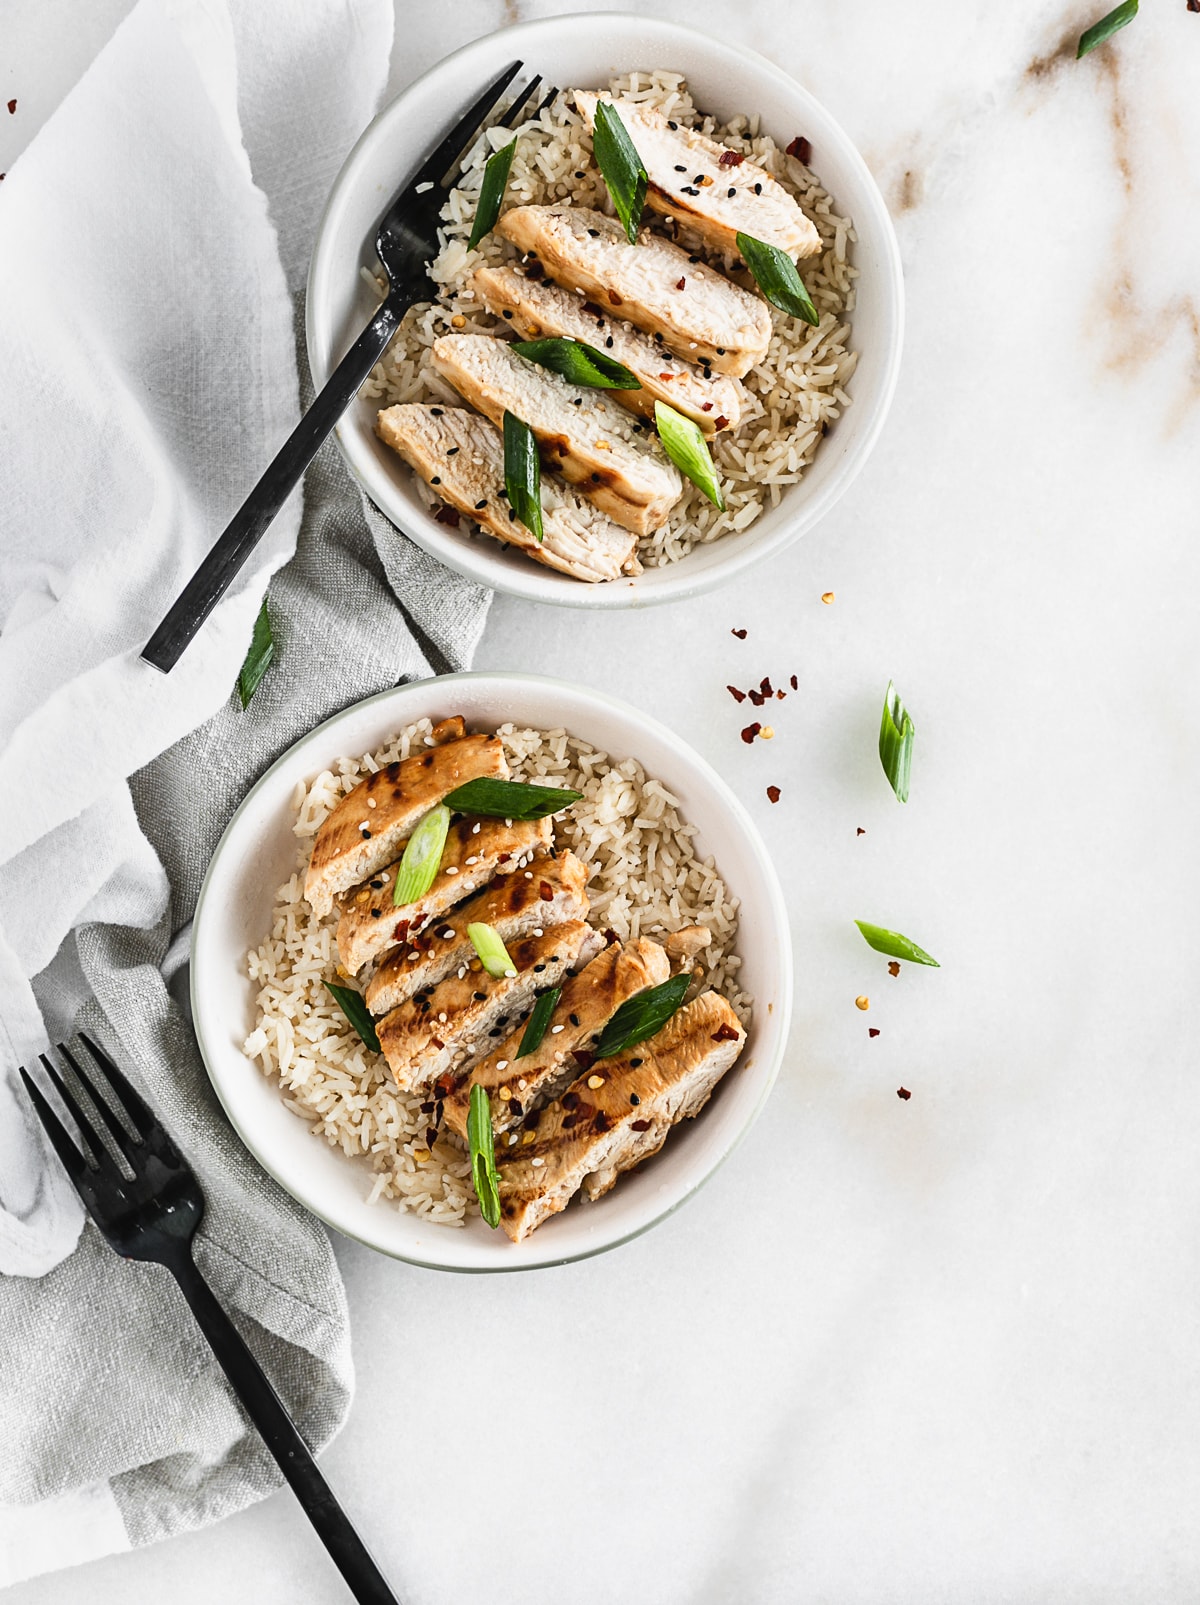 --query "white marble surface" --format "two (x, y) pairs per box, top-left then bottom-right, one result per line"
(6, 0), (1200, 1599)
